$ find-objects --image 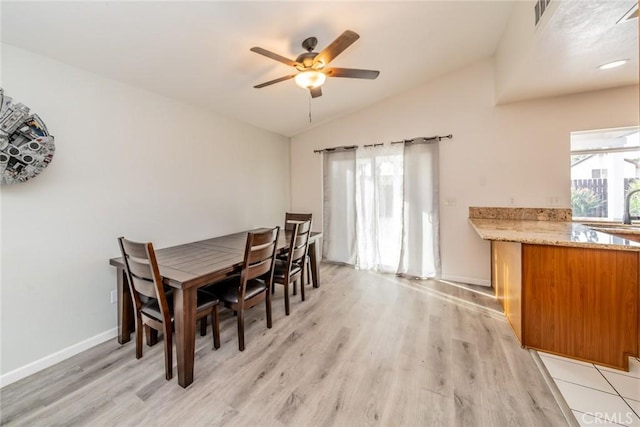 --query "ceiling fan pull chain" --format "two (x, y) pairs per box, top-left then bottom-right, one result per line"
(309, 93), (312, 123)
